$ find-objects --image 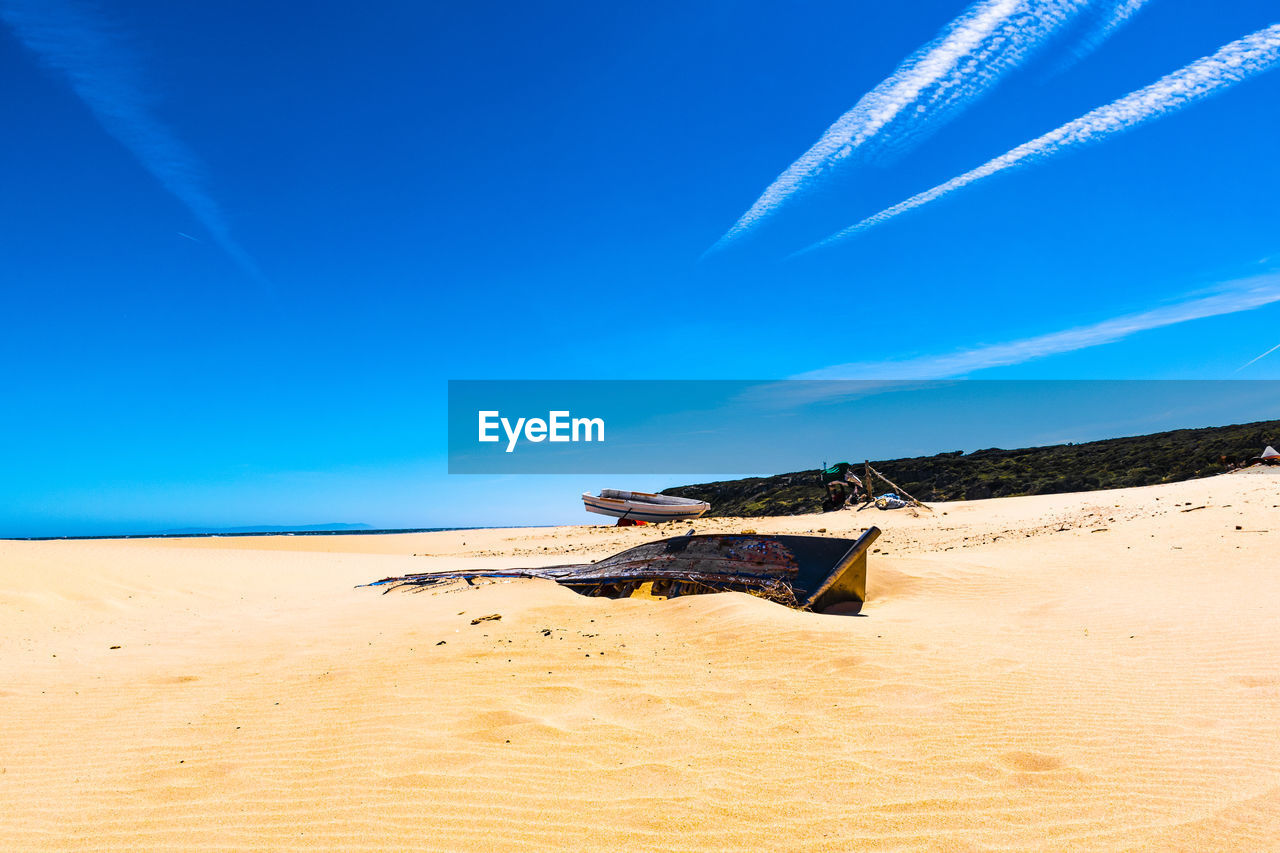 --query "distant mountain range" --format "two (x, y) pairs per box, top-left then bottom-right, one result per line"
(664, 419), (1280, 517)
(157, 522), (374, 535)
